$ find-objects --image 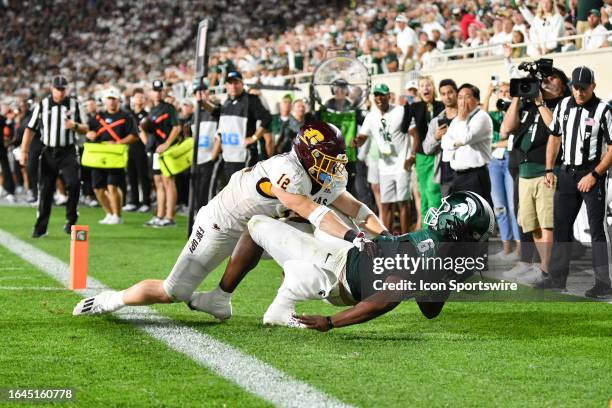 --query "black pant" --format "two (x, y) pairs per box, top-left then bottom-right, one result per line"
(549, 166), (610, 287)
(353, 160), (376, 212)
(34, 146), (80, 234)
(126, 142), (151, 206)
(193, 160), (220, 210)
(0, 143), (15, 195)
(449, 165), (493, 207)
(28, 137), (43, 197)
